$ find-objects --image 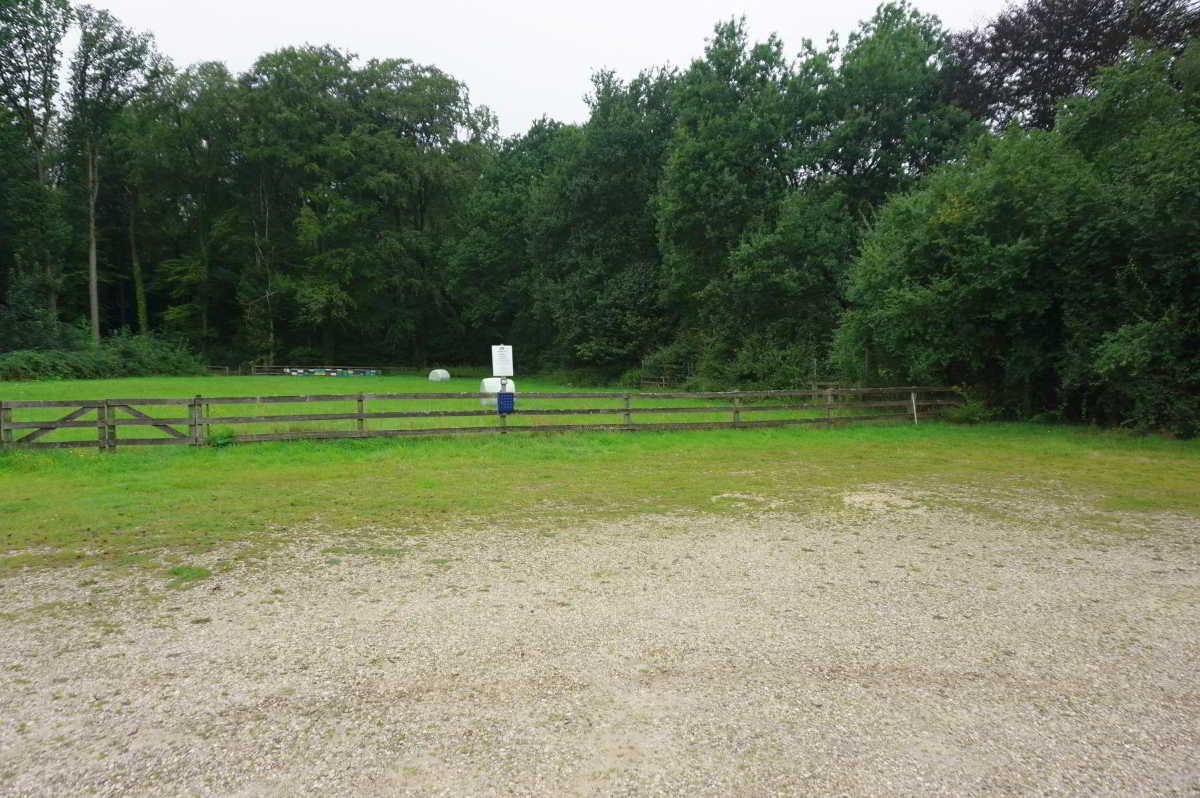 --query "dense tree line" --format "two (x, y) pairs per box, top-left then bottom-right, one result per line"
(1, 0), (1197, 432)
(839, 43), (1200, 434)
(2, 1), (494, 364)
